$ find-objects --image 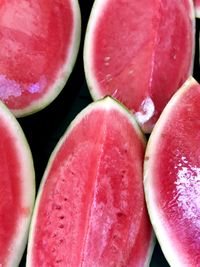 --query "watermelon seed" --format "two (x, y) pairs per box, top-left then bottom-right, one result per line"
(55, 205), (61, 210)
(121, 169), (127, 178)
(70, 170), (75, 175)
(55, 259), (62, 264)
(117, 212), (126, 218)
